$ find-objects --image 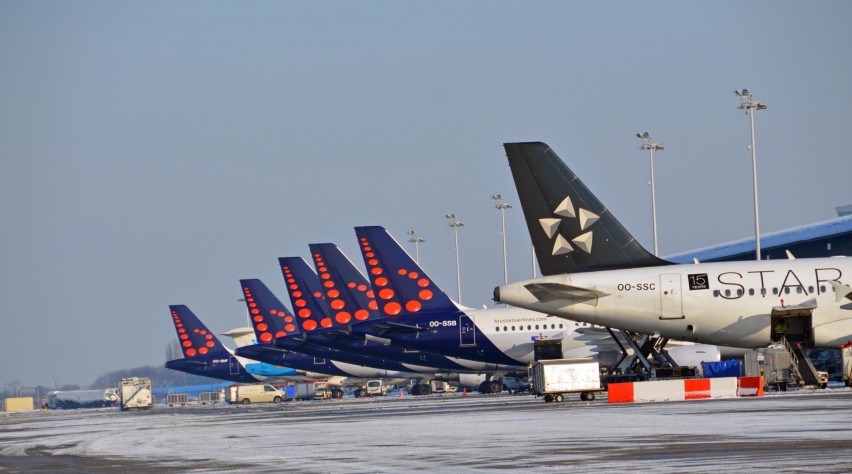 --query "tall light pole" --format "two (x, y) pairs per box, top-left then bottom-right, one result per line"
(490, 194), (512, 284)
(637, 132), (664, 256)
(735, 89), (767, 261)
(406, 230), (425, 264)
(445, 214), (464, 304)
